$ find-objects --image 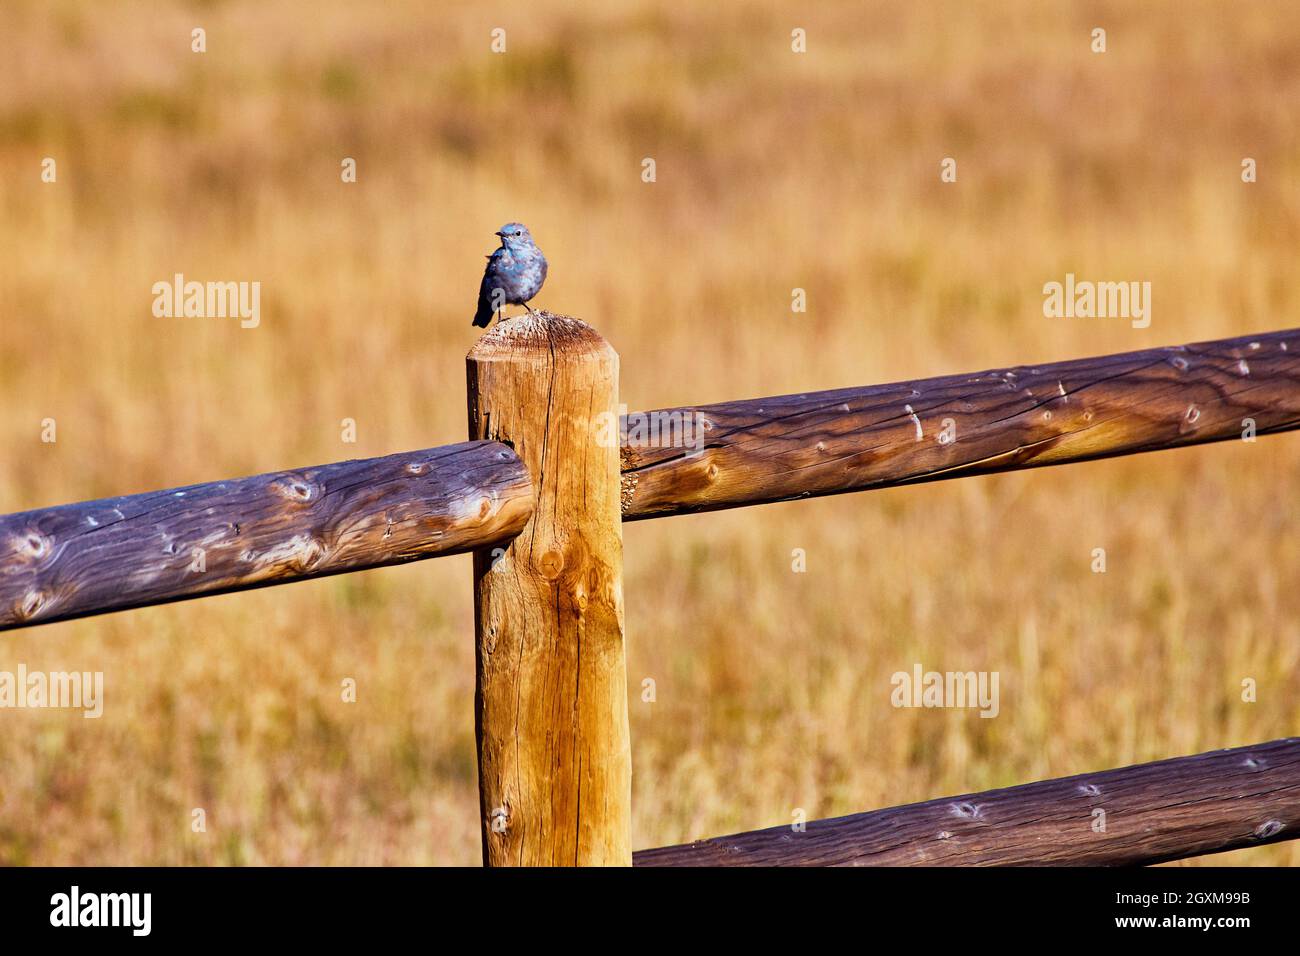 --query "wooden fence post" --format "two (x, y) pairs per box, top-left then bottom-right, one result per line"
(466, 312), (631, 866)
